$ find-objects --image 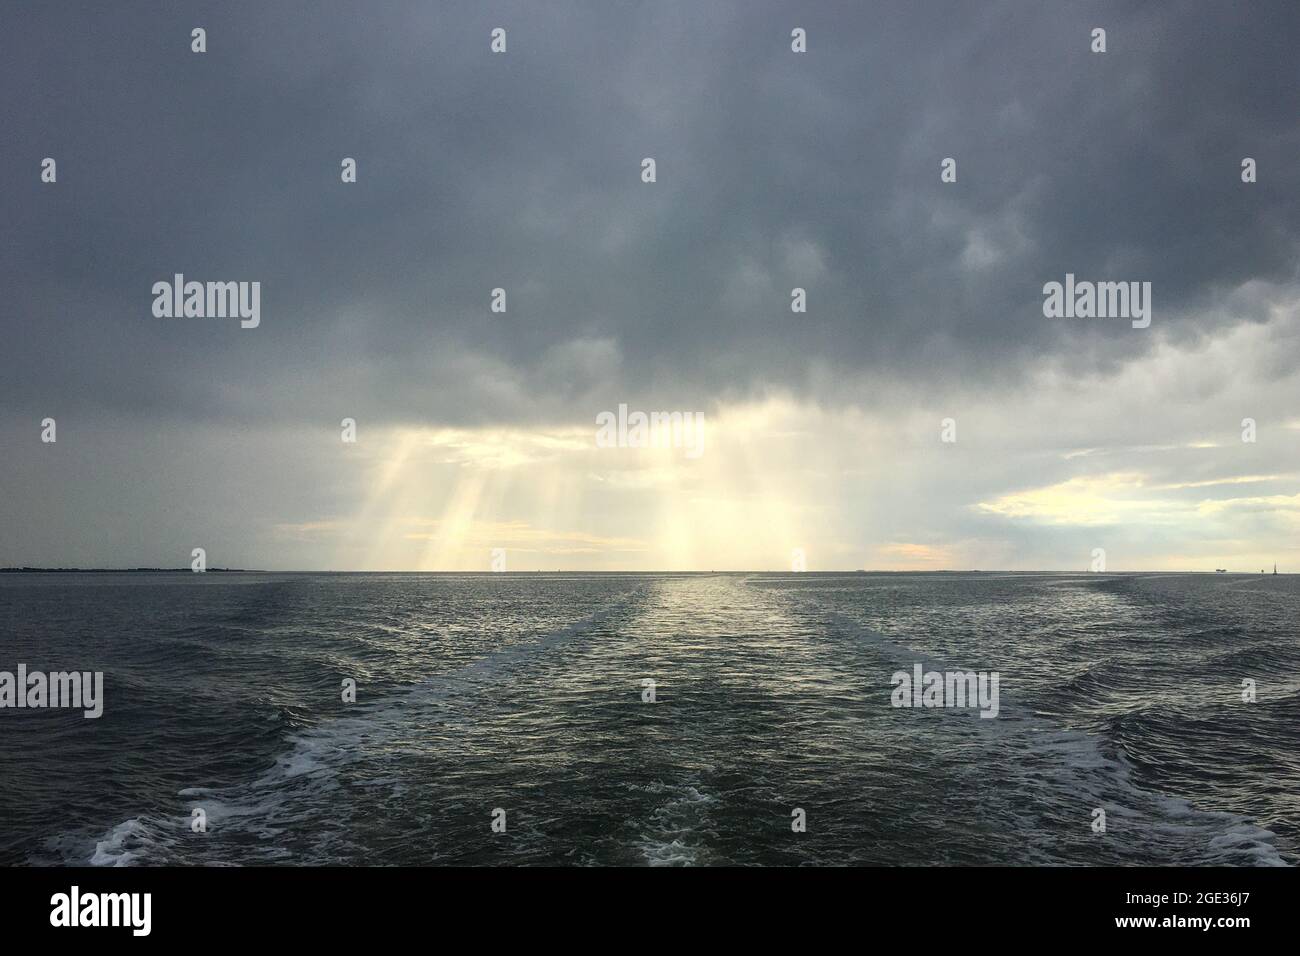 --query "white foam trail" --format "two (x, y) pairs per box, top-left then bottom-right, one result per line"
(633, 781), (718, 867)
(87, 589), (646, 865)
(756, 580), (1290, 867)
